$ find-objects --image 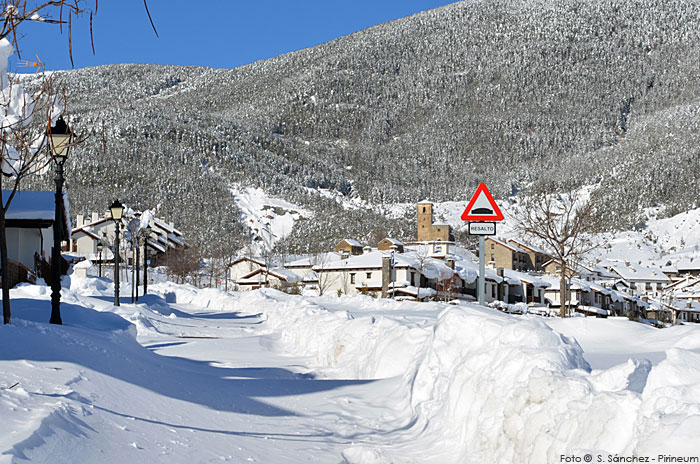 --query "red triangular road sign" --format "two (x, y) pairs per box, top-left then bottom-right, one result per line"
(461, 183), (504, 221)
